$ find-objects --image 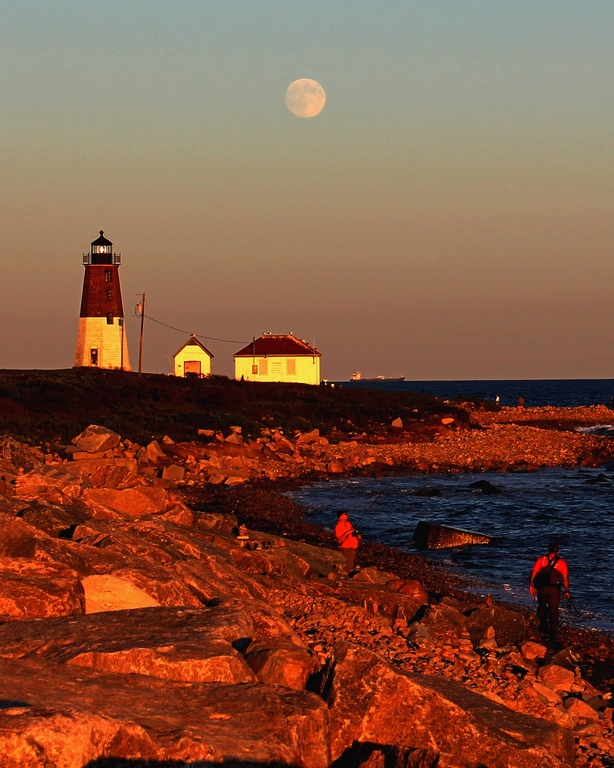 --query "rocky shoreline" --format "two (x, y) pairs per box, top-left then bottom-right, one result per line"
(1, 411), (614, 767)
